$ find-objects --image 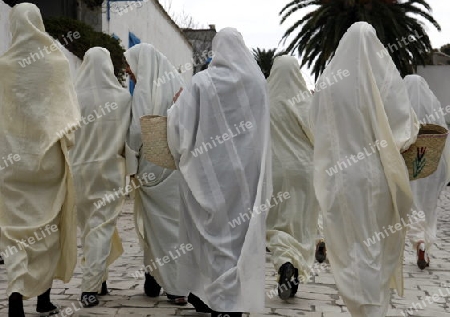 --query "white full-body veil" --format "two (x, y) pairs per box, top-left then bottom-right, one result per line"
(0, 3), (80, 298)
(404, 75), (450, 255)
(310, 22), (419, 316)
(124, 43), (185, 296)
(167, 28), (272, 313)
(266, 55), (319, 282)
(70, 47), (131, 292)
